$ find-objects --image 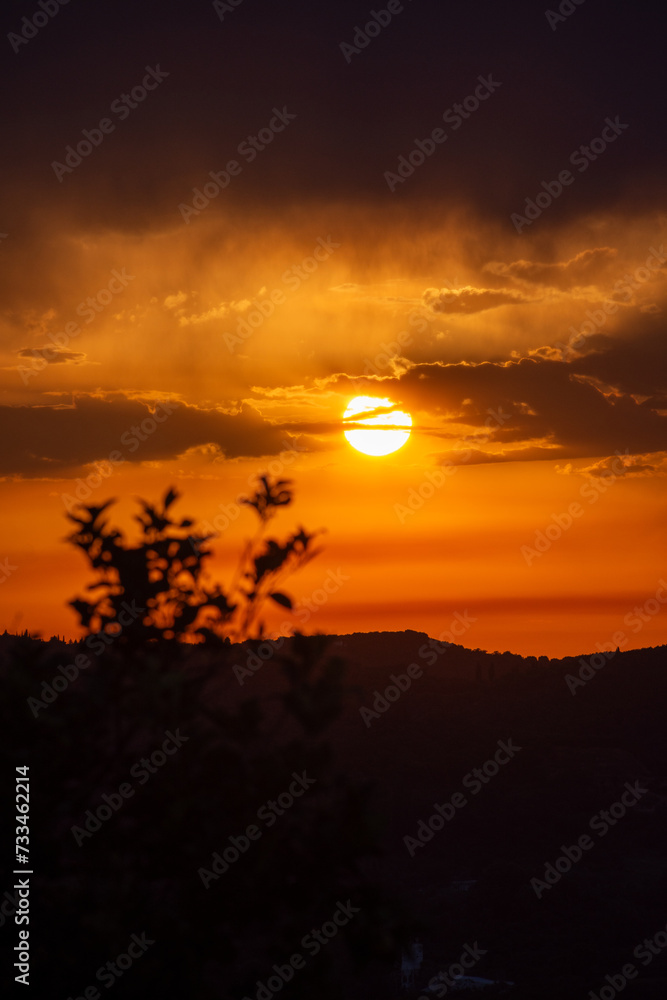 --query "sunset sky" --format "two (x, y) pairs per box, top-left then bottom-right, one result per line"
(1, 0), (665, 656)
